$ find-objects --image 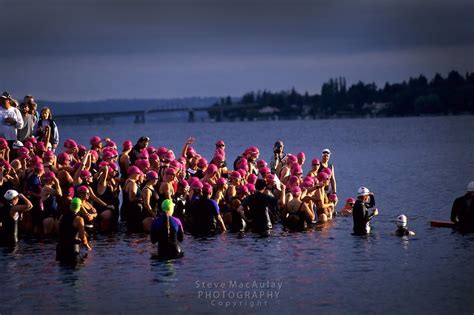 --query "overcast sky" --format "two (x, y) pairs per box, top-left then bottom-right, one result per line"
(2, 0), (474, 101)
